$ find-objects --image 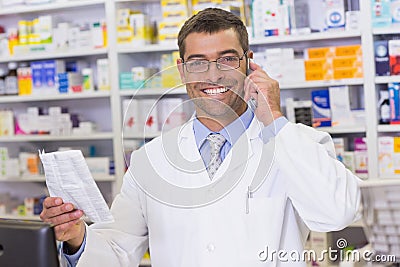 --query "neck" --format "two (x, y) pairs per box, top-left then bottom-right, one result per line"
(196, 106), (247, 132)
